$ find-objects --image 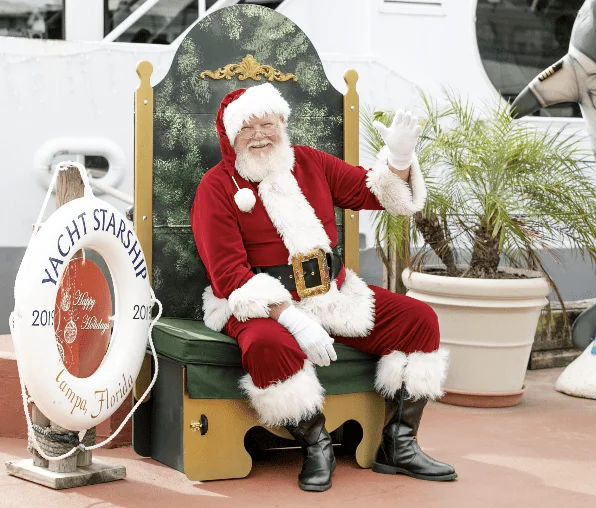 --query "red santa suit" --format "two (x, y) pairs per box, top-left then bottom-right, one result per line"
(190, 84), (448, 427)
